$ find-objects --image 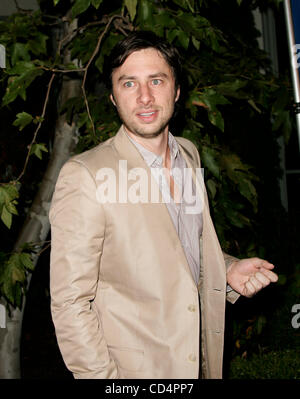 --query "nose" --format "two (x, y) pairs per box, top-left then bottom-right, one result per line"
(137, 83), (154, 106)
